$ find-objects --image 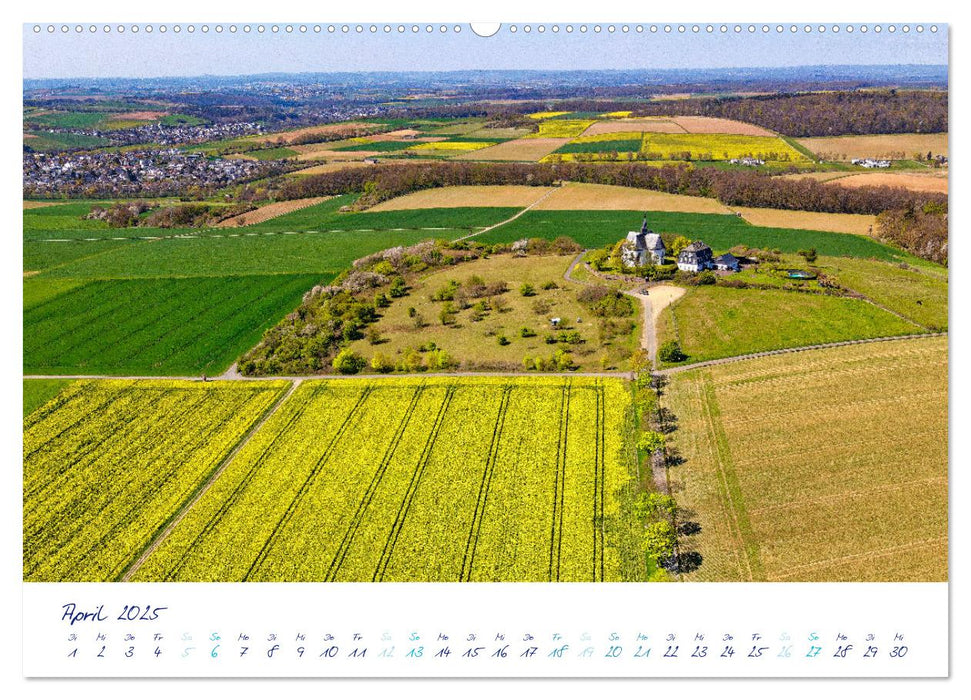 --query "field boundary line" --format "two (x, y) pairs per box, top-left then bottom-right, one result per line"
(655, 332), (947, 376)
(453, 185), (561, 241)
(460, 385), (513, 582)
(326, 384), (425, 581)
(375, 385), (457, 581)
(244, 385), (373, 580)
(119, 380), (299, 582)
